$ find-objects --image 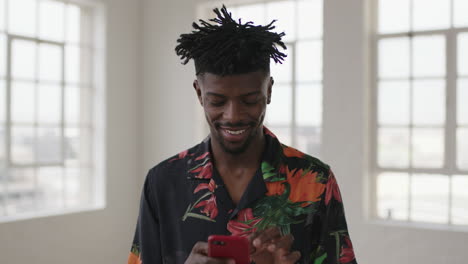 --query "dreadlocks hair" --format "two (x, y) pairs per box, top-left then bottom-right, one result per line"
(175, 5), (287, 76)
